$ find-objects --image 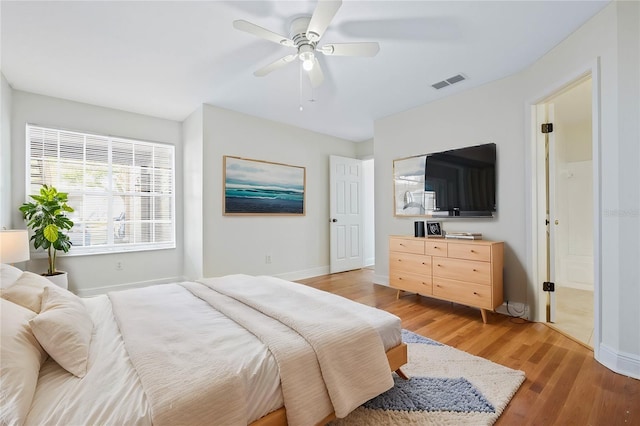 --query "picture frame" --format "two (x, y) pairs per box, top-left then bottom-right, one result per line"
(426, 221), (443, 237)
(223, 156), (305, 215)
